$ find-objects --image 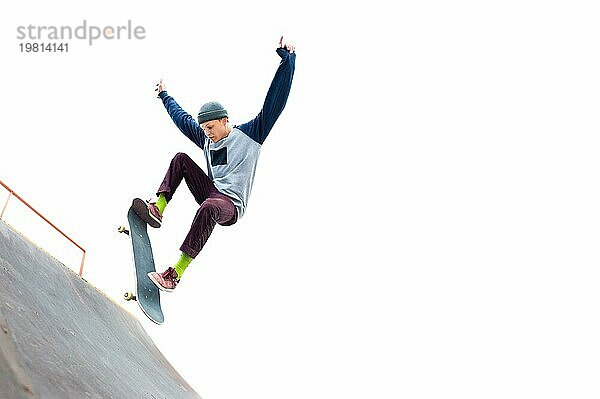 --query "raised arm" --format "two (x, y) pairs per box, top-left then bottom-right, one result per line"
(237, 37), (296, 145)
(156, 80), (205, 149)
